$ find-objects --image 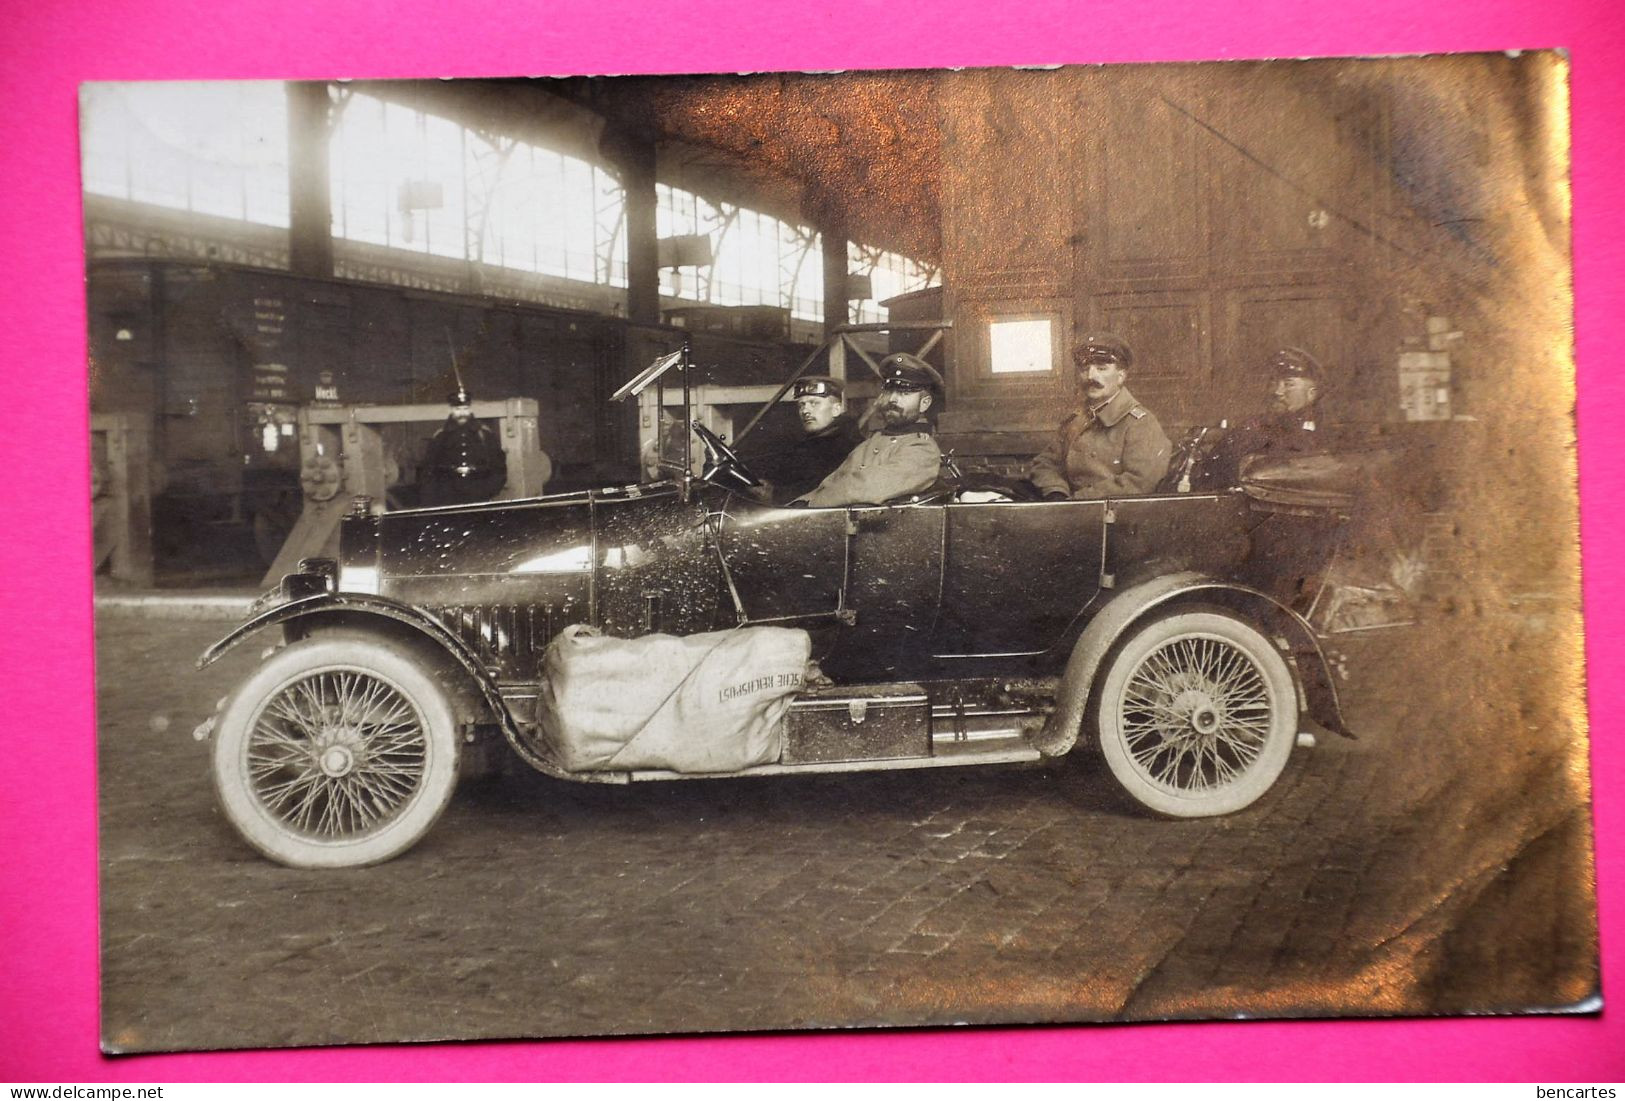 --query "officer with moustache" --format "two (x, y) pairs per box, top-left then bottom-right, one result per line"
(793, 354), (944, 508)
(1028, 333), (1171, 500)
